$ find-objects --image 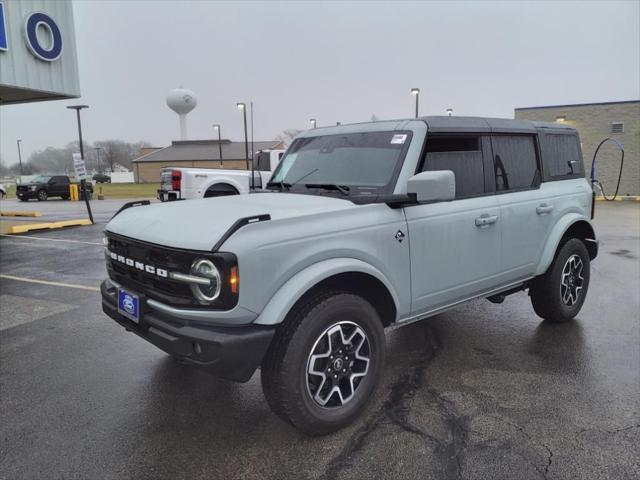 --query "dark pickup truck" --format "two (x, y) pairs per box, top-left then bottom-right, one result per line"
(16, 175), (93, 201)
